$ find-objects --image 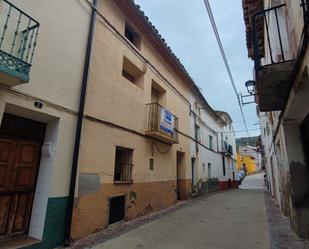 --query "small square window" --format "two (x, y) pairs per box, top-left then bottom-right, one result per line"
(122, 69), (135, 83)
(122, 57), (143, 88)
(124, 23), (140, 49)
